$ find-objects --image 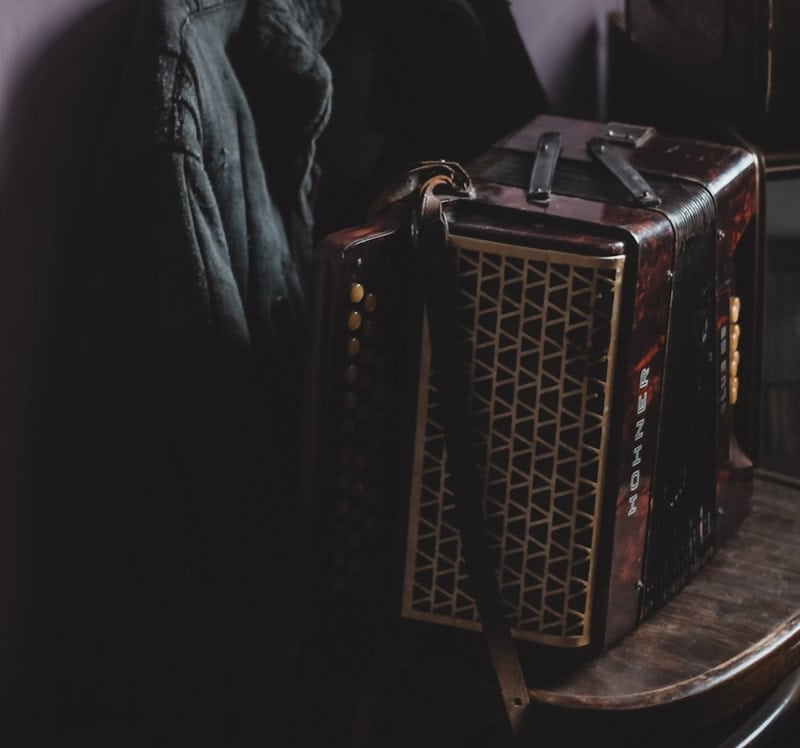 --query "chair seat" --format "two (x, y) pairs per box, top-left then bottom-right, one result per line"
(522, 477), (800, 744)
